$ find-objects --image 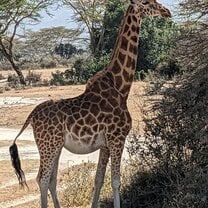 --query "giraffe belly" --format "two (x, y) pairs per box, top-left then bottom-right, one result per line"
(63, 132), (106, 154)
